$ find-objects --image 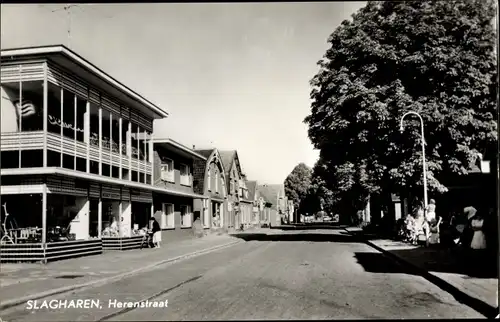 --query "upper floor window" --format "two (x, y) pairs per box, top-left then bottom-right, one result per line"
(244, 189), (248, 199)
(207, 166), (211, 191)
(229, 180), (234, 195)
(1, 81), (44, 133)
(161, 158), (174, 183)
(215, 170), (219, 193)
(180, 163), (191, 186)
